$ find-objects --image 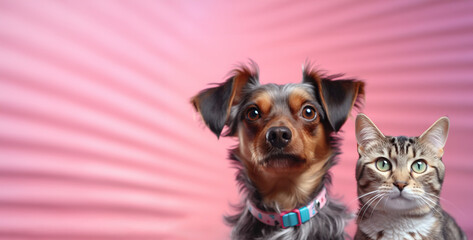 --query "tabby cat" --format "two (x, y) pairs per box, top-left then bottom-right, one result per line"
(354, 114), (465, 240)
